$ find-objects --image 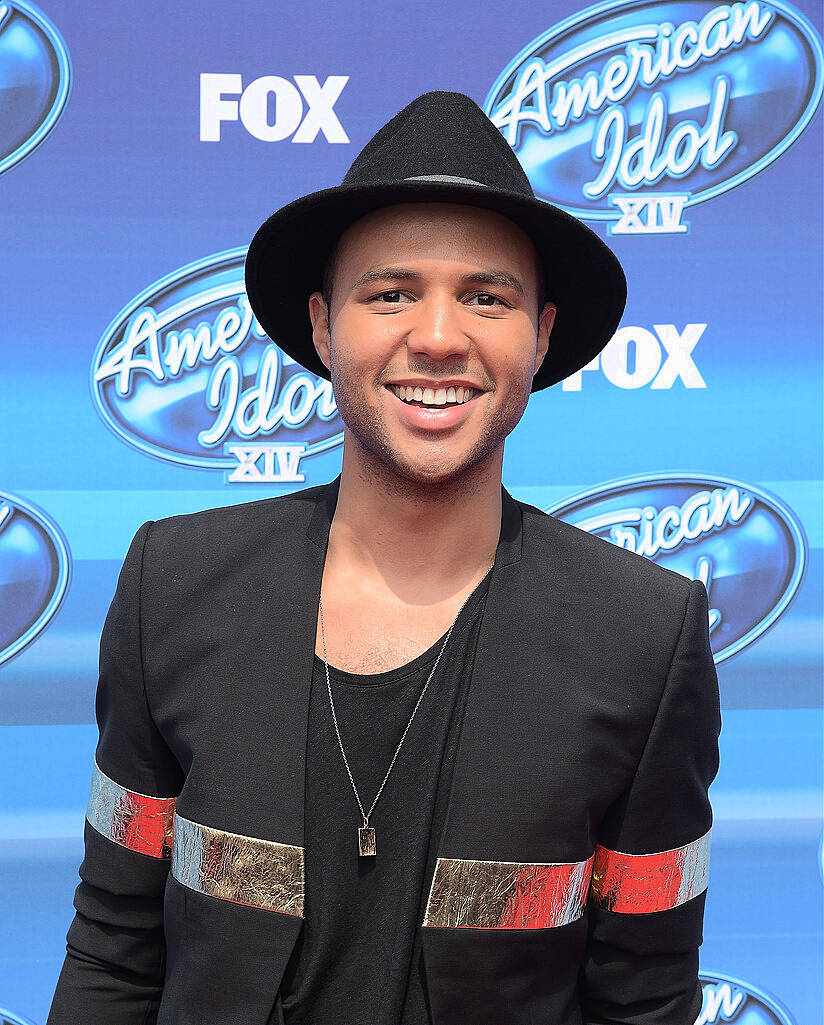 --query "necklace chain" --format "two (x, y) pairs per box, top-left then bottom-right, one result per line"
(319, 562), (494, 830)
